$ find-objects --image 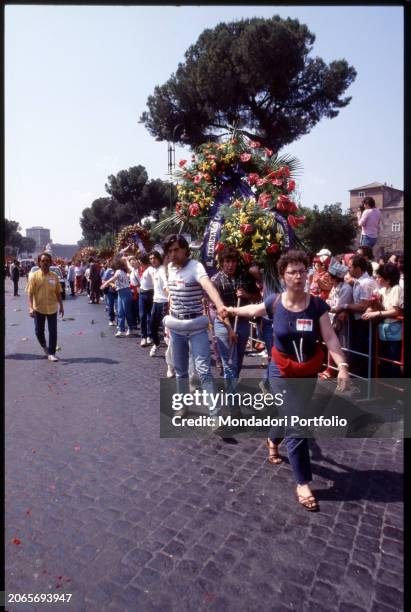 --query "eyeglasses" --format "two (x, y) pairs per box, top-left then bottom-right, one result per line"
(285, 269), (307, 277)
